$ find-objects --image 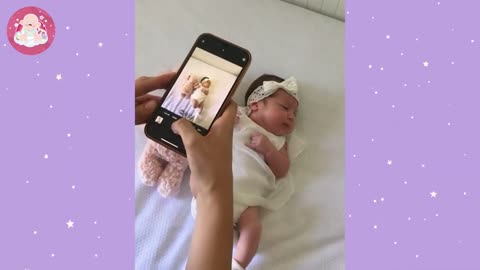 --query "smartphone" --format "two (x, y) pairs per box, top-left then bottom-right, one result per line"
(144, 33), (252, 156)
